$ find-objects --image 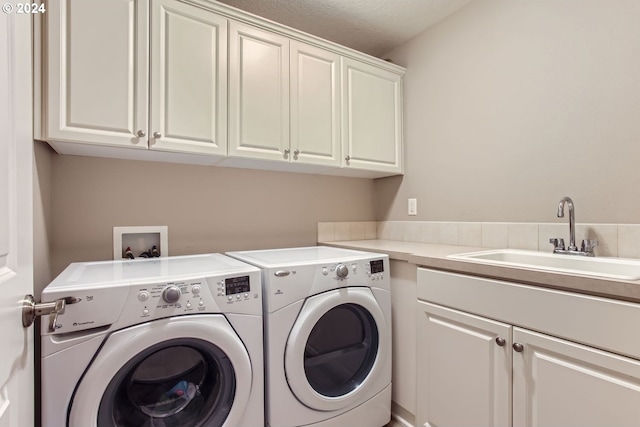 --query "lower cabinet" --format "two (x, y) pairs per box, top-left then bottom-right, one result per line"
(417, 268), (640, 427)
(417, 301), (511, 427)
(390, 260), (418, 425)
(513, 328), (640, 426)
